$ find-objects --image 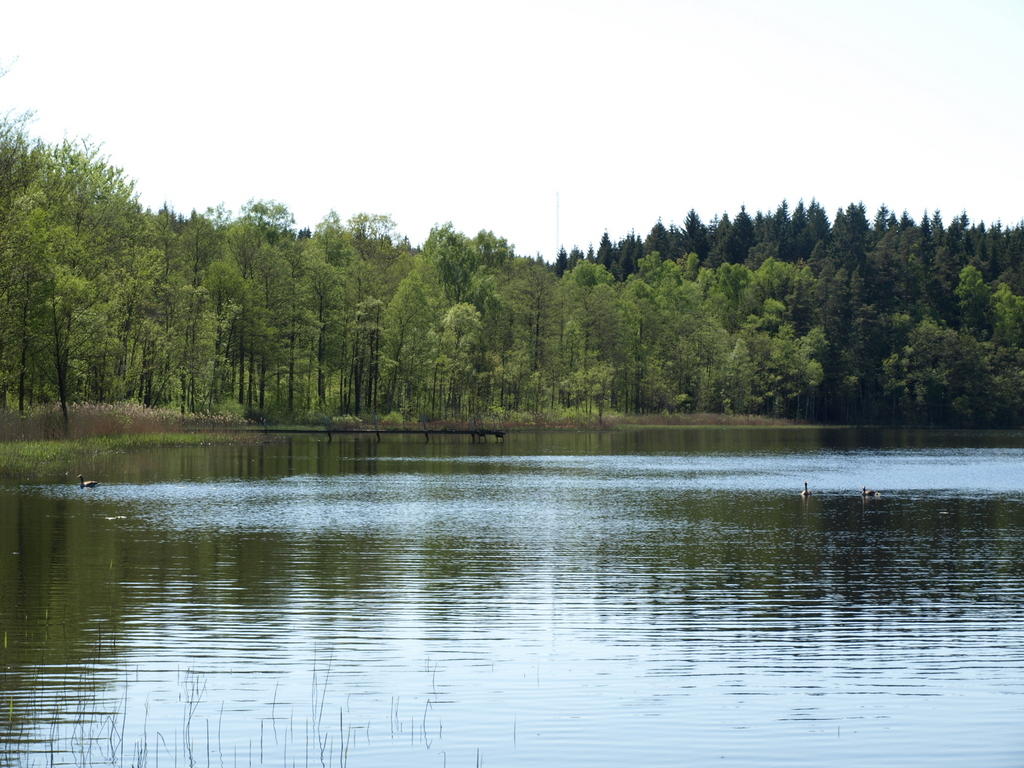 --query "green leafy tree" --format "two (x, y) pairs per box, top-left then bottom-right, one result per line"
(37, 141), (142, 429)
(424, 223), (480, 305)
(437, 302), (482, 416)
(955, 264), (991, 337)
(381, 257), (441, 417)
(991, 283), (1024, 348)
